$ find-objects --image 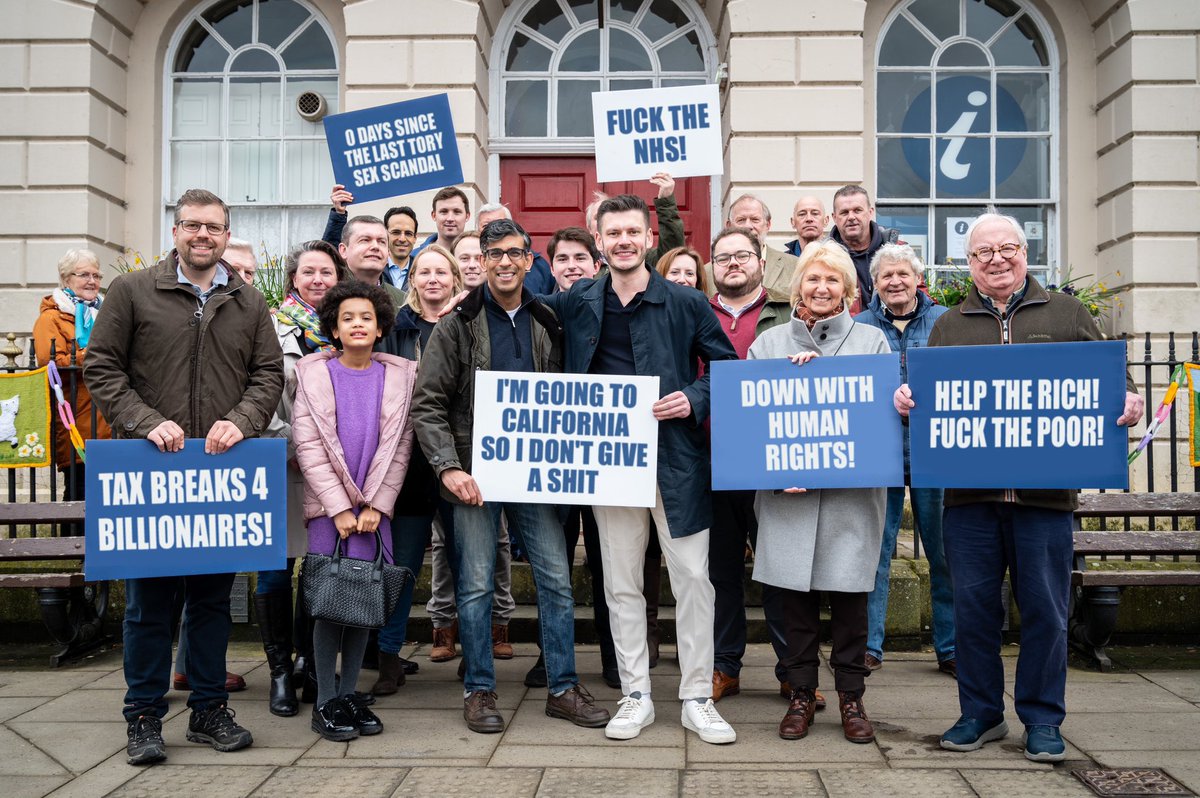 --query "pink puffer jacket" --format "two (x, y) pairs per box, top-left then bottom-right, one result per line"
(291, 350), (418, 520)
